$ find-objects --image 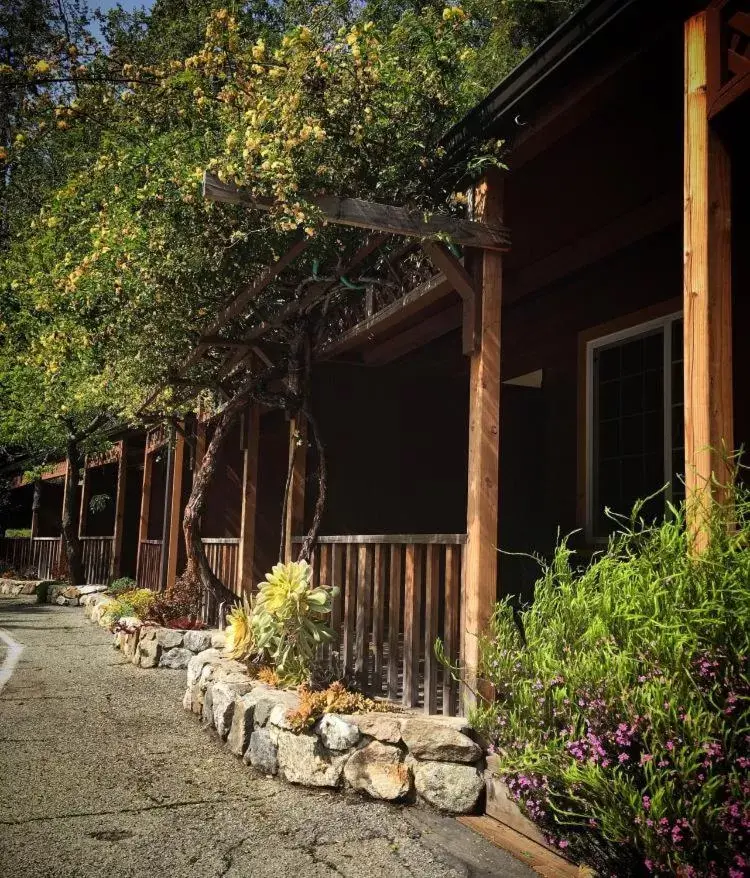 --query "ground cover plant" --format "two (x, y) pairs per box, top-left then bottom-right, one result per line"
(103, 588), (156, 626)
(470, 482), (750, 876)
